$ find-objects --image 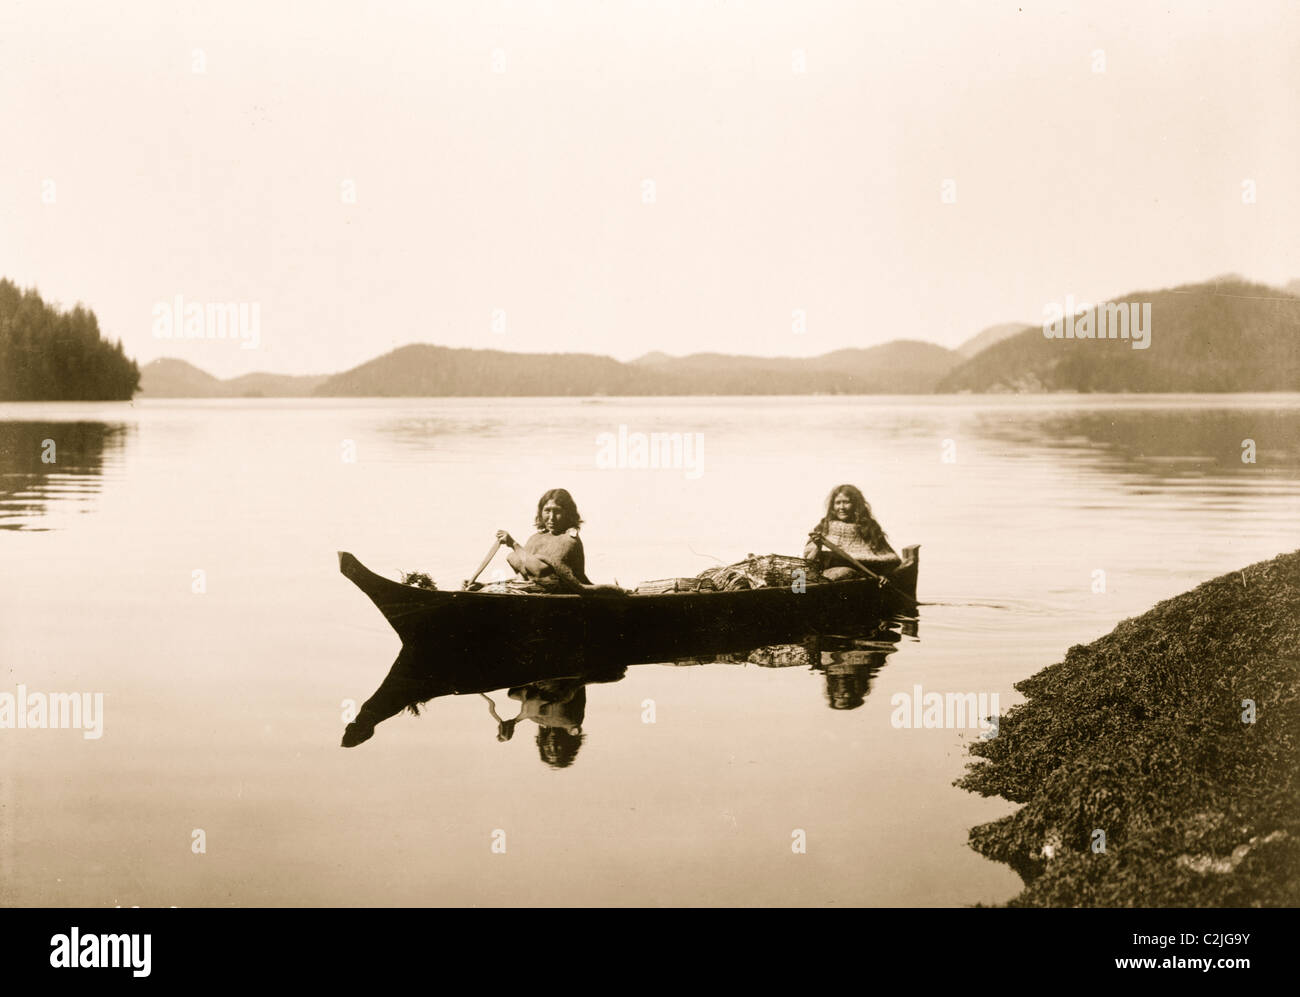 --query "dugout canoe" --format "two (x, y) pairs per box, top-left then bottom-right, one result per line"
(343, 615), (909, 746)
(338, 546), (919, 665)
